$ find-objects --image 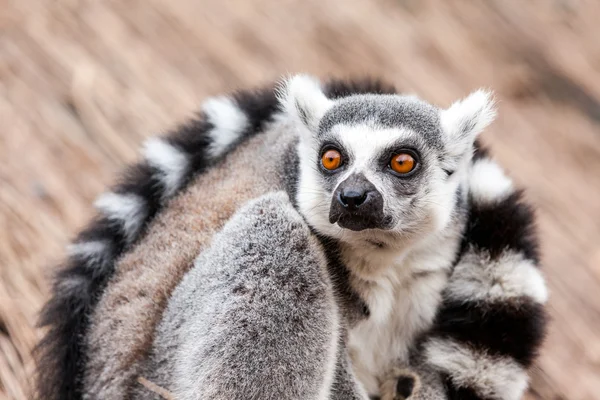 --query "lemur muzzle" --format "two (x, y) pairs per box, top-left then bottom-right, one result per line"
(329, 173), (386, 231)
